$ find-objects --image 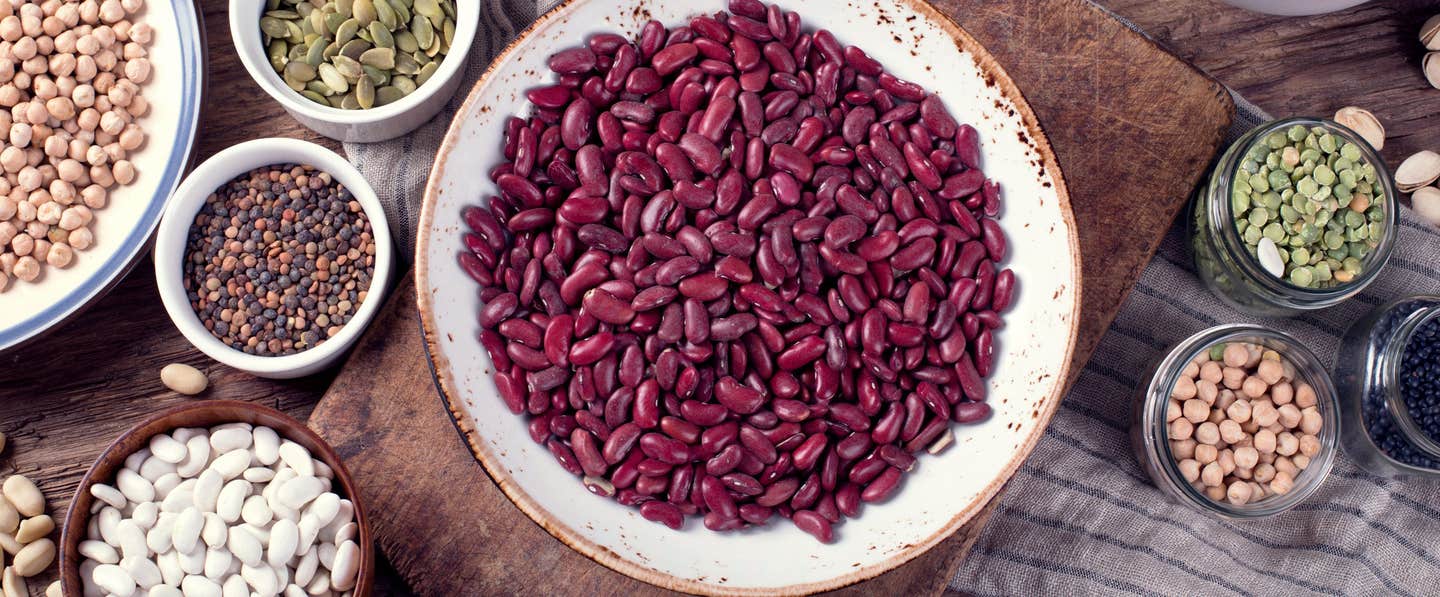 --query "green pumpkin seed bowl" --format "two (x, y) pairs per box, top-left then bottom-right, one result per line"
(230, 0), (477, 142)
(1191, 117), (1399, 316)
